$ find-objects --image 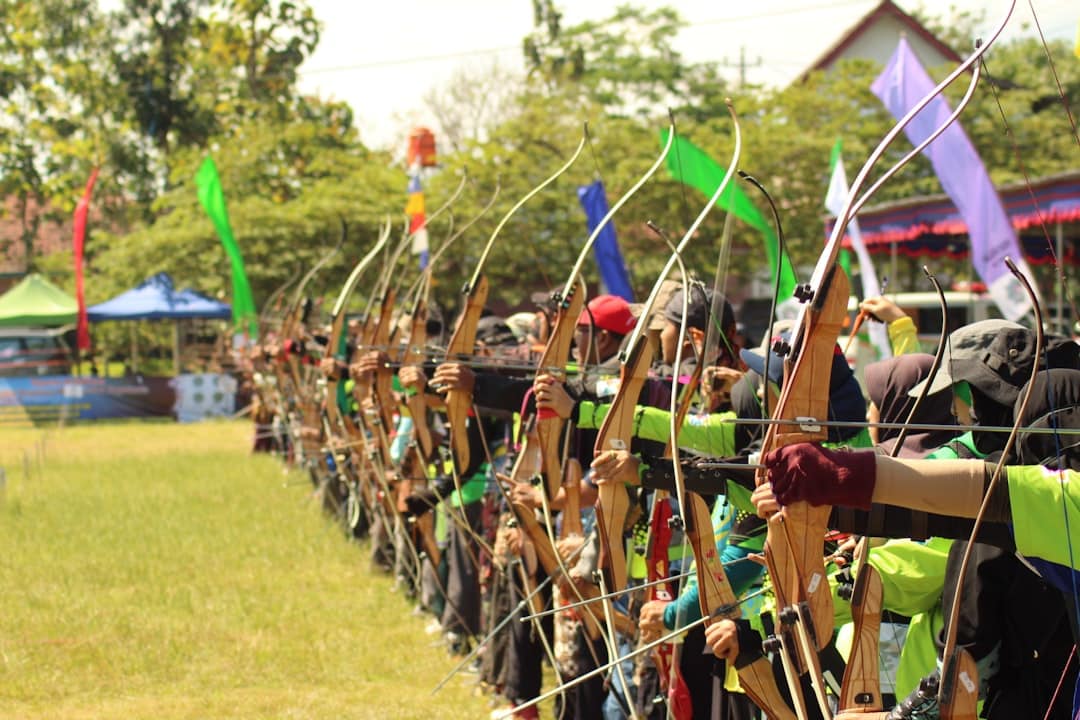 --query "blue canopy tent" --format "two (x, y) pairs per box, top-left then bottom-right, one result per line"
(88, 273), (231, 321)
(88, 273), (231, 374)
